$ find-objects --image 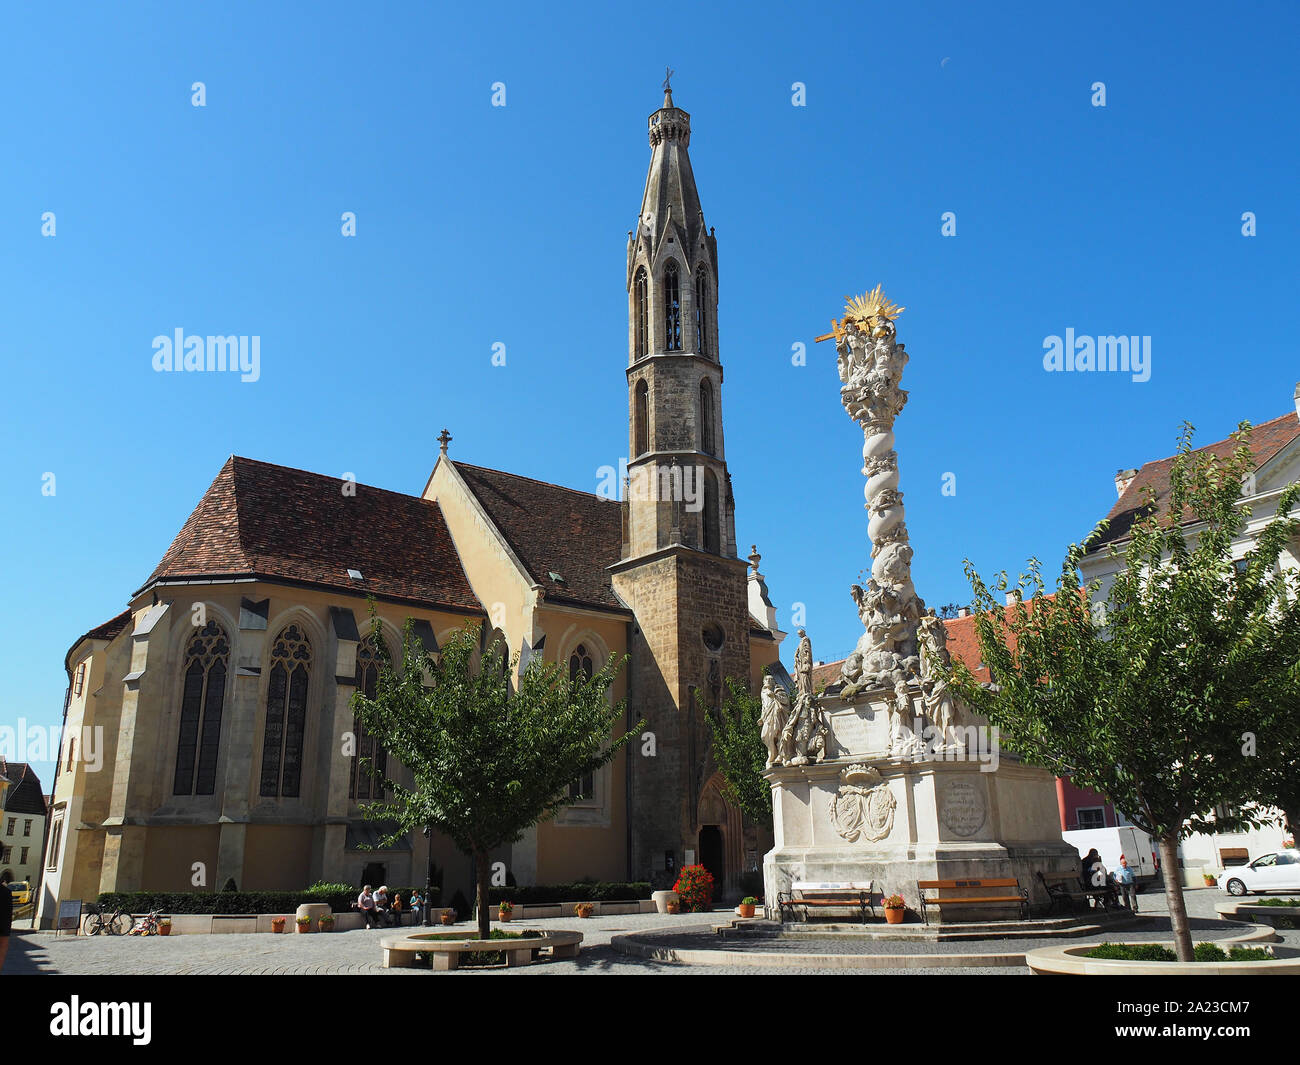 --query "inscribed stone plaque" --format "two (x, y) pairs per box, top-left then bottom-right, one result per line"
(828, 709), (872, 757)
(940, 780), (987, 837)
